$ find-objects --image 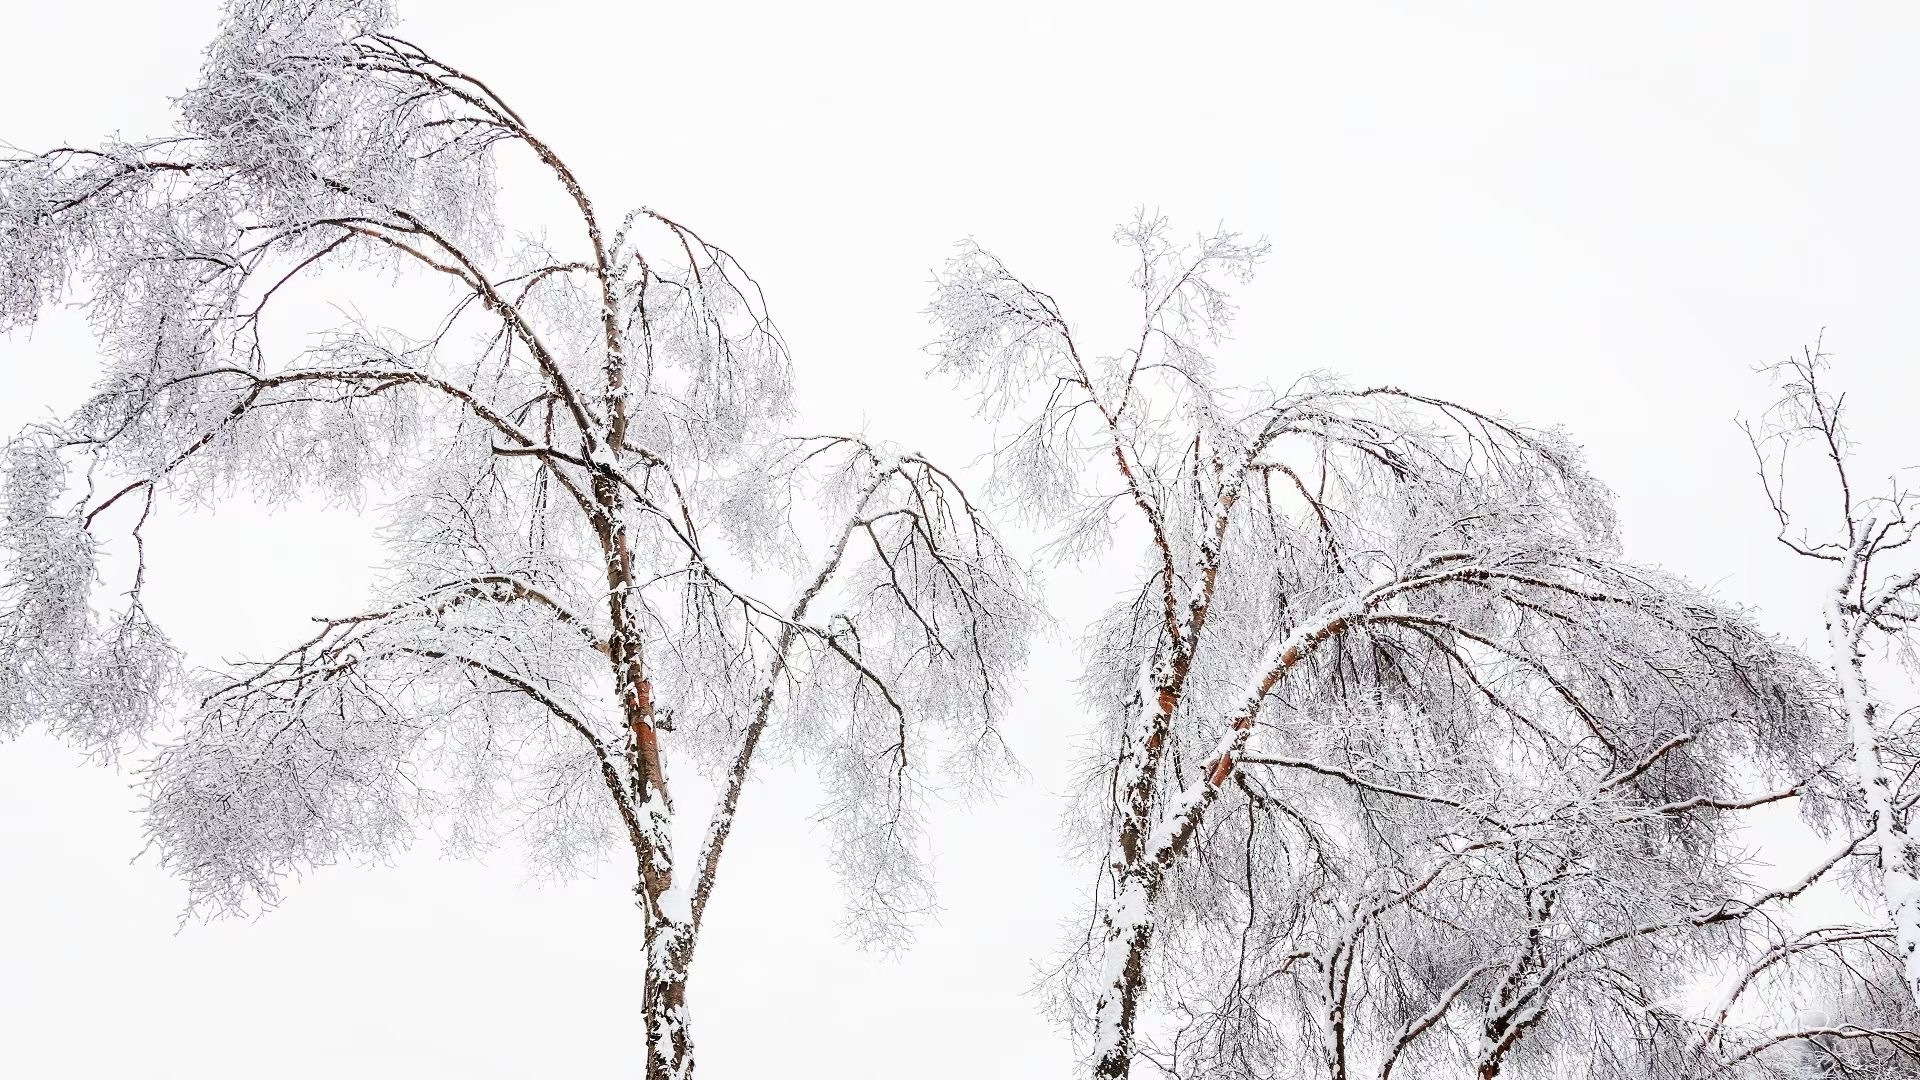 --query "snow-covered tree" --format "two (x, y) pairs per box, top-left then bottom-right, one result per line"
(927, 216), (1912, 1078)
(1746, 340), (1920, 1010)
(0, 2), (1036, 1076)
